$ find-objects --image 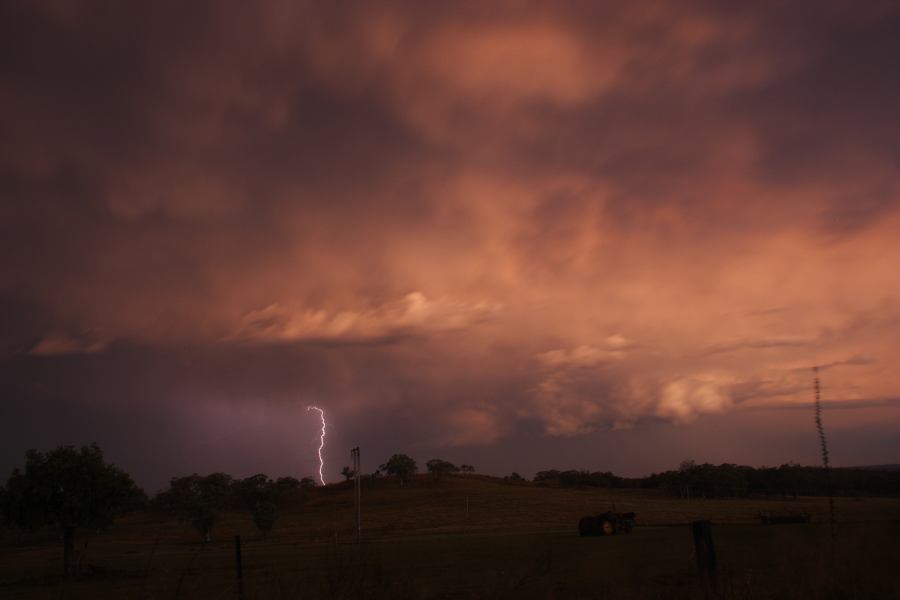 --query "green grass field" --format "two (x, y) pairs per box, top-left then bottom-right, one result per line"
(2, 476), (899, 599)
